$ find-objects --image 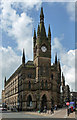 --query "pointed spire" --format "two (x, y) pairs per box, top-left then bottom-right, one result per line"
(37, 24), (40, 36)
(58, 59), (61, 71)
(48, 24), (51, 37)
(40, 7), (44, 23)
(22, 49), (25, 64)
(55, 52), (57, 64)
